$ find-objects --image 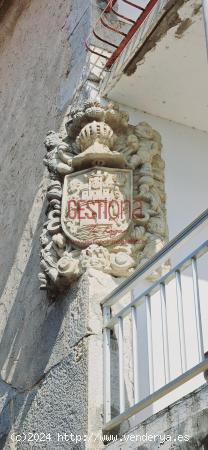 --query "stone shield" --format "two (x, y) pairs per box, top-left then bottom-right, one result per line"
(61, 167), (133, 247)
